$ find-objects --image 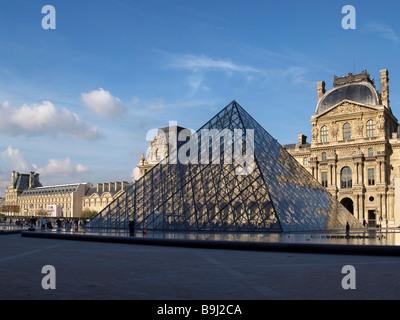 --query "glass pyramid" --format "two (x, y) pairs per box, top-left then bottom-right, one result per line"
(85, 101), (360, 232)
